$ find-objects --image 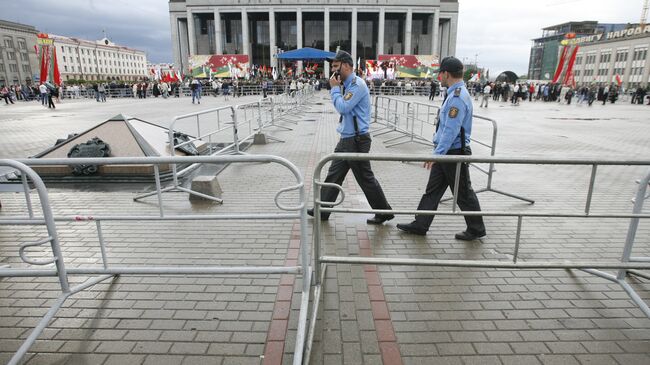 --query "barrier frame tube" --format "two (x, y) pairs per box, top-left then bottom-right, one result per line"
(1, 155), (311, 365)
(307, 153), (650, 361)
